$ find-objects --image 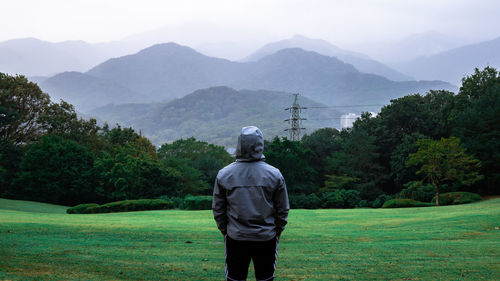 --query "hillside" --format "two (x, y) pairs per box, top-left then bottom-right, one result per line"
(87, 43), (242, 101)
(393, 36), (500, 85)
(242, 35), (413, 81)
(89, 86), (342, 147)
(0, 198), (67, 214)
(40, 72), (145, 111)
(0, 38), (115, 76)
(235, 48), (455, 106)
